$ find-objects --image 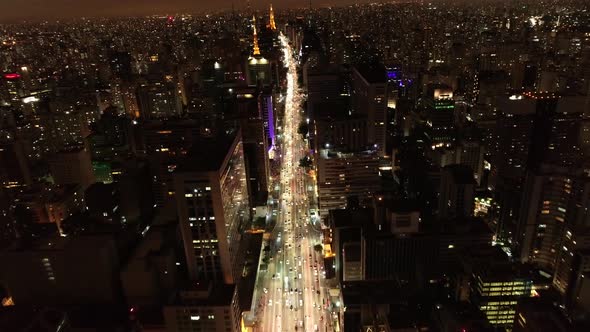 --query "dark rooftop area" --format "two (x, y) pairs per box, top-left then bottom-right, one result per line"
(354, 64), (387, 84)
(176, 131), (238, 173)
(445, 164), (476, 185)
